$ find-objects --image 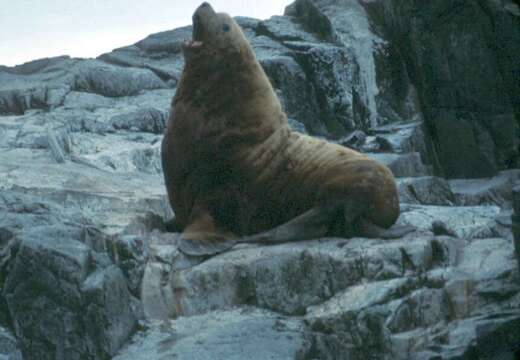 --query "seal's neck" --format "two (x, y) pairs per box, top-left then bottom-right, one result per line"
(176, 47), (287, 143)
